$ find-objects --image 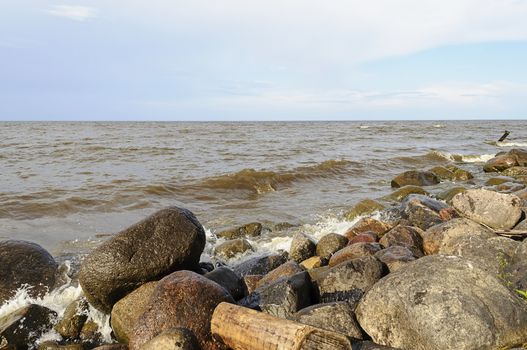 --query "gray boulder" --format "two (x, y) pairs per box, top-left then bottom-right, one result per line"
(374, 245), (416, 272)
(293, 301), (363, 339)
(451, 189), (522, 230)
(313, 256), (384, 304)
(233, 252), (288, 276)
(0, 240), (58, 305)
(356, 255), (527, 350)
(316, 233), (348, 260)
(79, 207), (206, 312)
(204, 266), (244, 300)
